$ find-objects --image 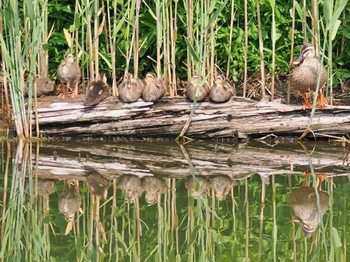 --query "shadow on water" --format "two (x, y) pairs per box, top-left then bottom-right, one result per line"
(0, 140), (350, 261)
